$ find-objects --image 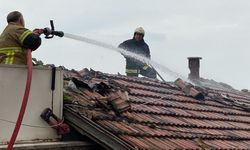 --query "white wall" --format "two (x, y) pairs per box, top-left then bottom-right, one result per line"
(0, 65), (63, 143)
